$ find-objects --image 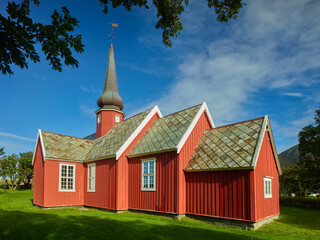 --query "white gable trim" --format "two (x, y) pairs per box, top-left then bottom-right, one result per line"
(32, 129), (46, 165)
(176, 102), (215, 154)
(251, 116), (282, 175)
(116, 106), (163, 160)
